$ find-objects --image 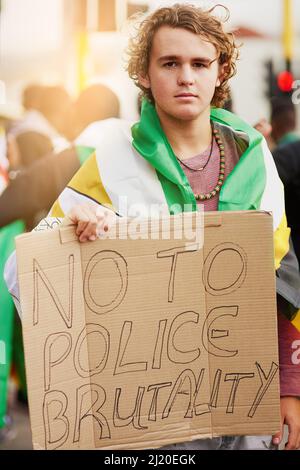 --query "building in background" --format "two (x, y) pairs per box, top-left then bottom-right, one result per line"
(0, 0), (300, 125)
